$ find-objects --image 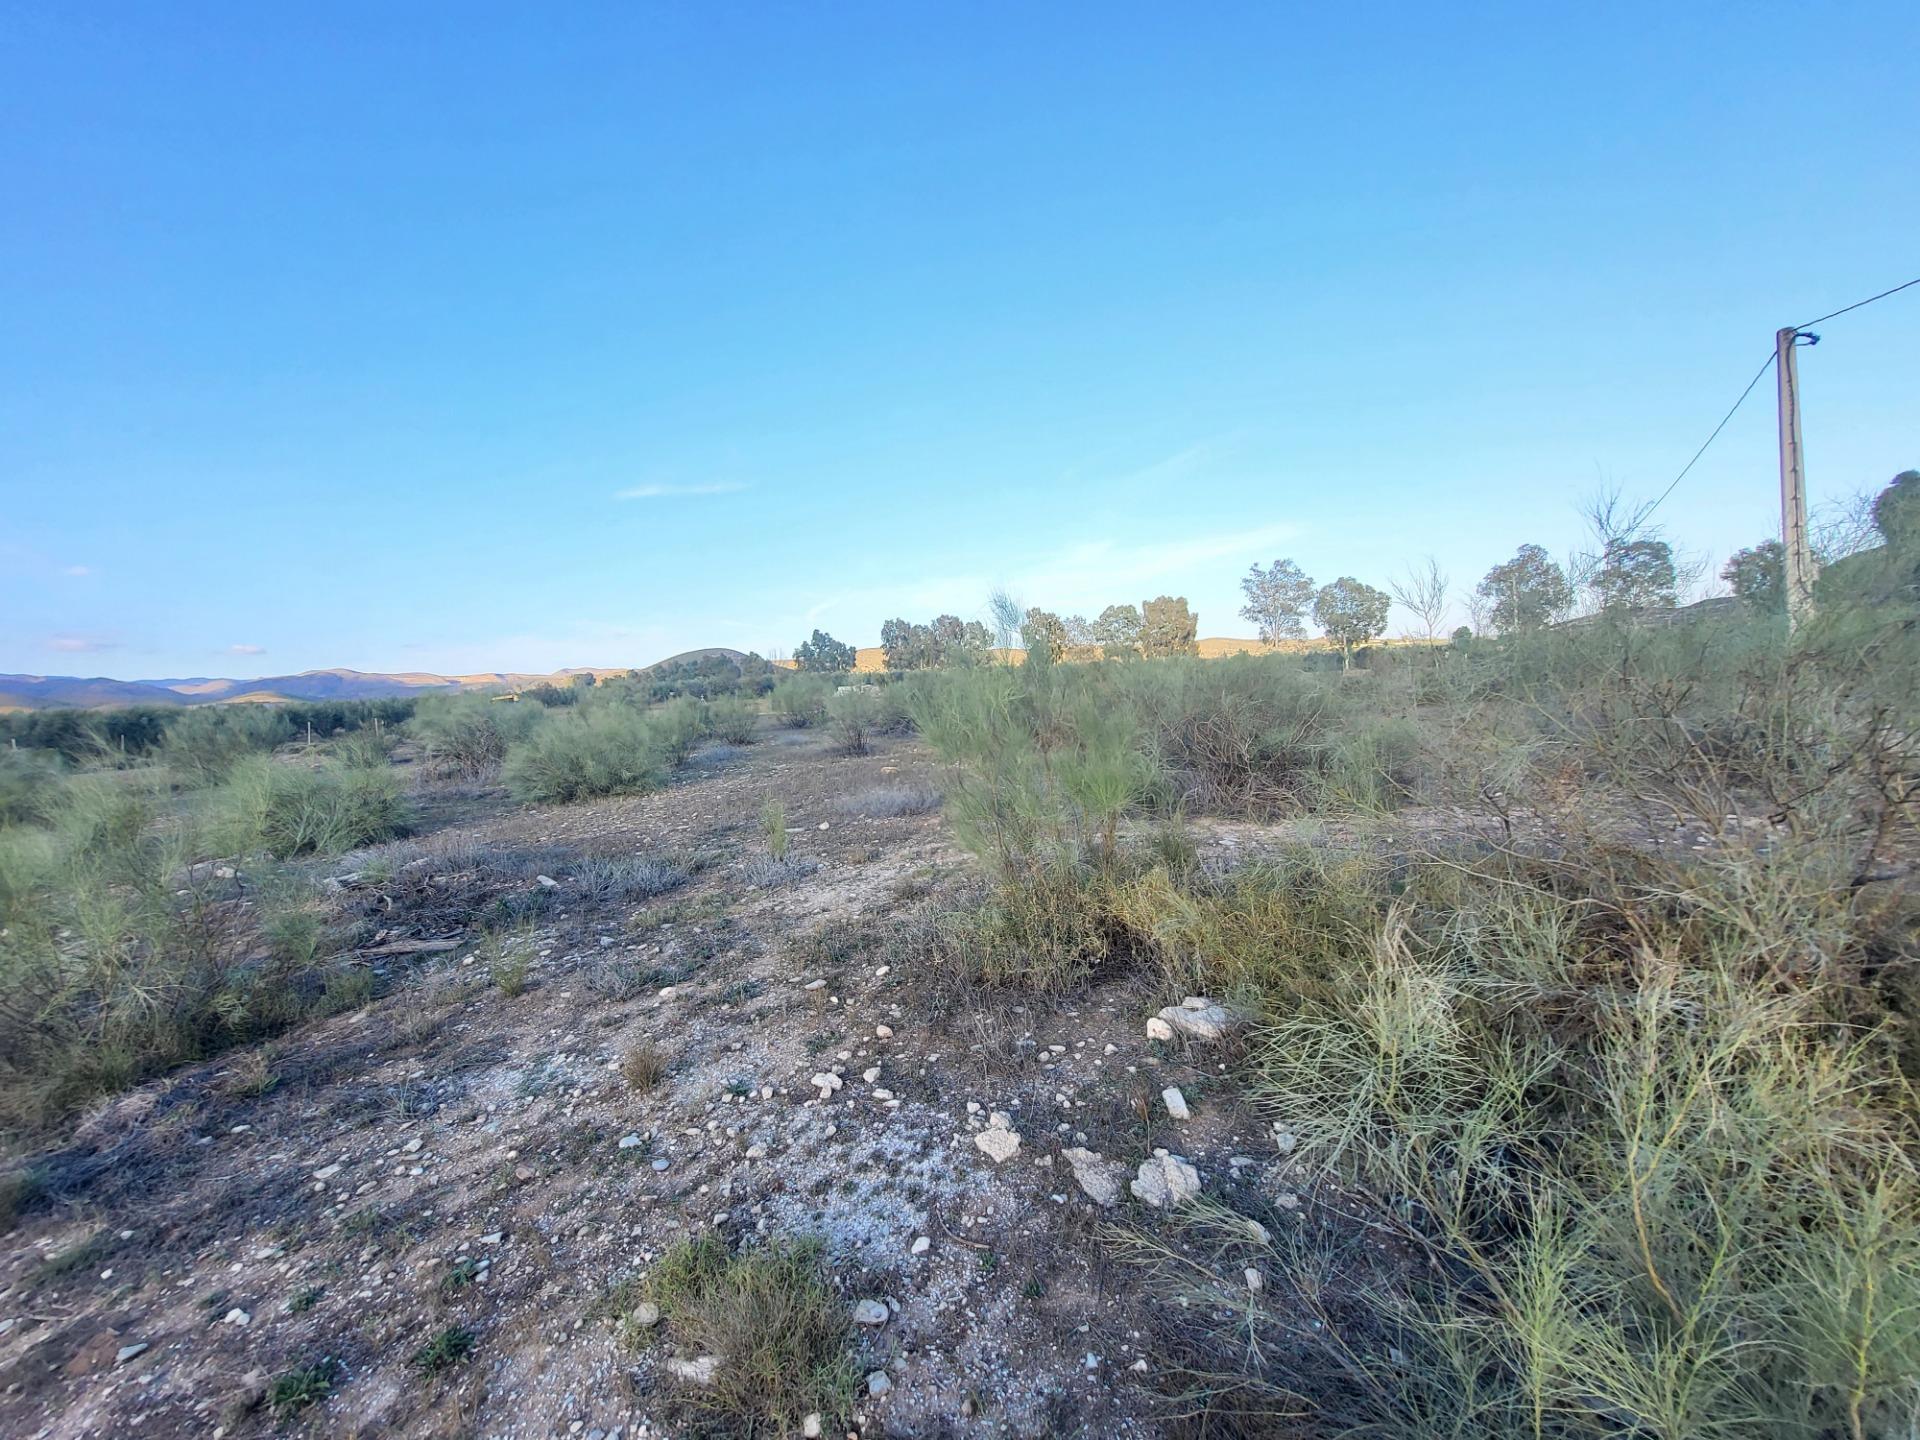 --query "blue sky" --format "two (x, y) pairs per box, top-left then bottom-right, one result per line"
(3, 3), (1915, 677)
